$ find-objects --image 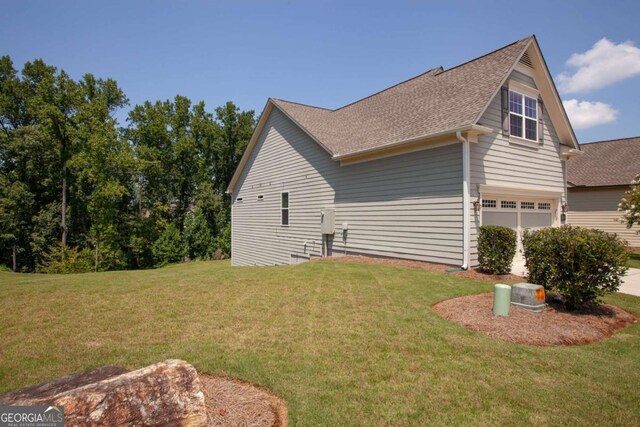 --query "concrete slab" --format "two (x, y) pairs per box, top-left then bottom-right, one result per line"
(510, 259), (528, 277)
(619, 268), (640, 297)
